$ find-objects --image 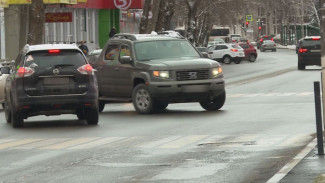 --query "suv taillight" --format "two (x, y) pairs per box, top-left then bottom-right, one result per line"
(299, 48), (308, 53)
(16, 67), (35, 77)
(230, 49), (238, 52)
(260, 38), (263, 42)
(77, 64), (93, 75)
